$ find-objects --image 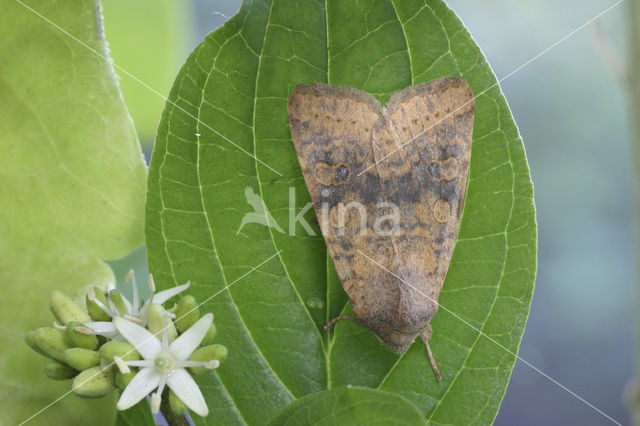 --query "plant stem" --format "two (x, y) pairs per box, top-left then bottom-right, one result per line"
(630, 0), (640, 424)
(160, 394), (190, 426)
